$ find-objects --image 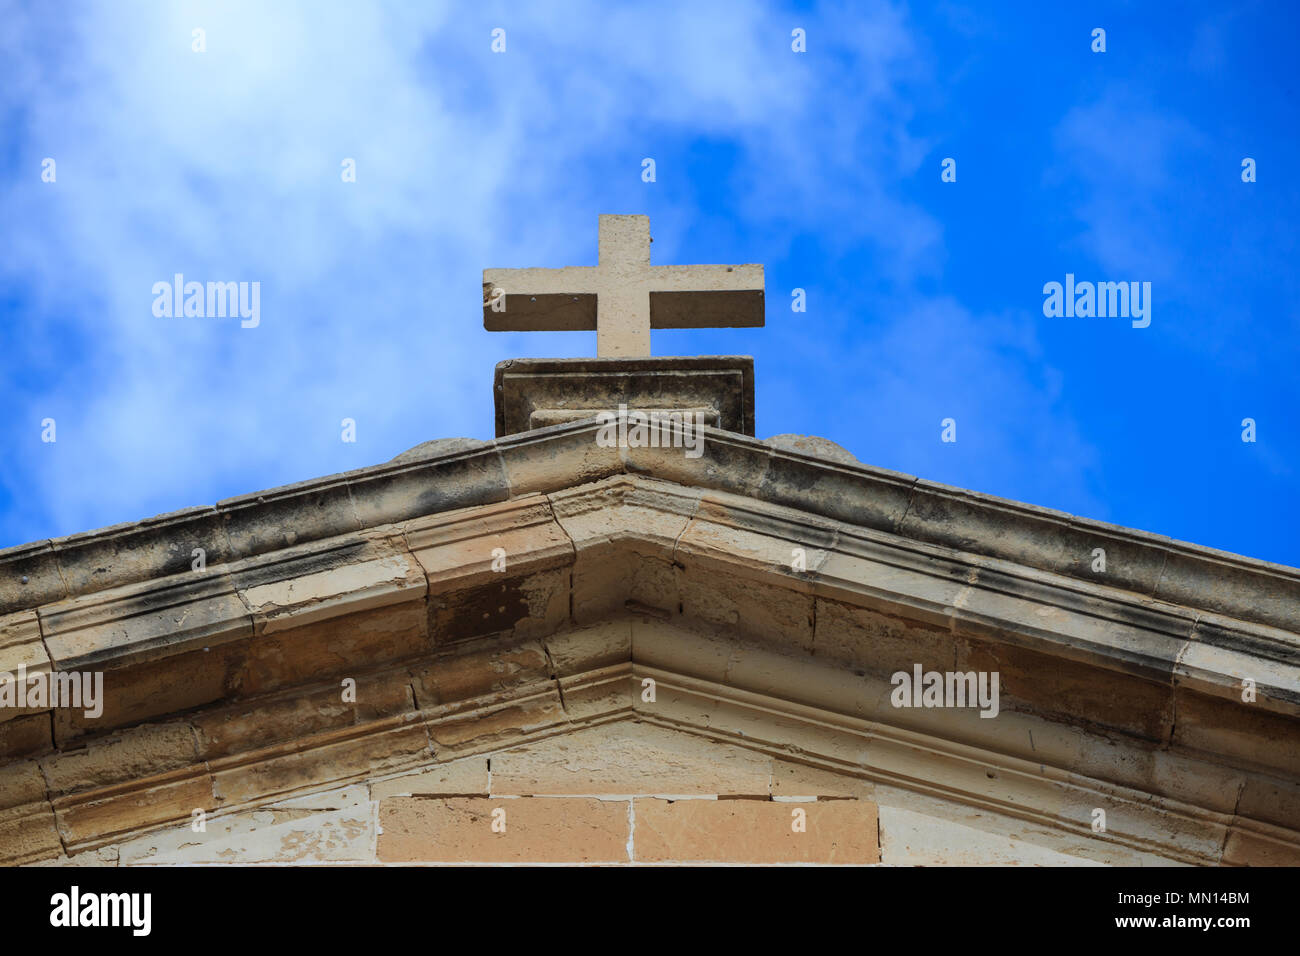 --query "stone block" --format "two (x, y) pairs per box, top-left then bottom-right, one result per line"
(489, 721), (773, 796)
(0, 800), (63, 865)
(218, 479), (359, 561)
(497, 422), (625, 497)
(1221, 827), (1300, 866)
(39, 572), (252, 671)
(193, 673), (414, 760)
(426, 690), (567, 755)
(542, 619), (633, 676)
(377, 796), (629, 863)
(371, 757), (488, 799)
(0, 713), (54, 761)
(772, 761), (874, 799)
(0, 540), (66, 616)
(878, 803), (1104, 866)
(52, 506), (232, 598)
(0, 611), (51, 724)
(117, 785), (372, 864)
(235, 602), (428, 698)
(346, 444), (509, 529)
(633, 797), (879, 863)
(958, 635), (1175, 743)
(40, 722), (200, 797)
(411, 634), (553, 708)
(211, 721), (429, 808)
(54, 642), (244, 743)
(235, 538), (427, 637)
(899, 483), (1167, 597)
(1172, 688), (1300, 779)
(493, 356), (755, 437)
(405, 496), (573, 593)
(54, 770), (214, 849)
